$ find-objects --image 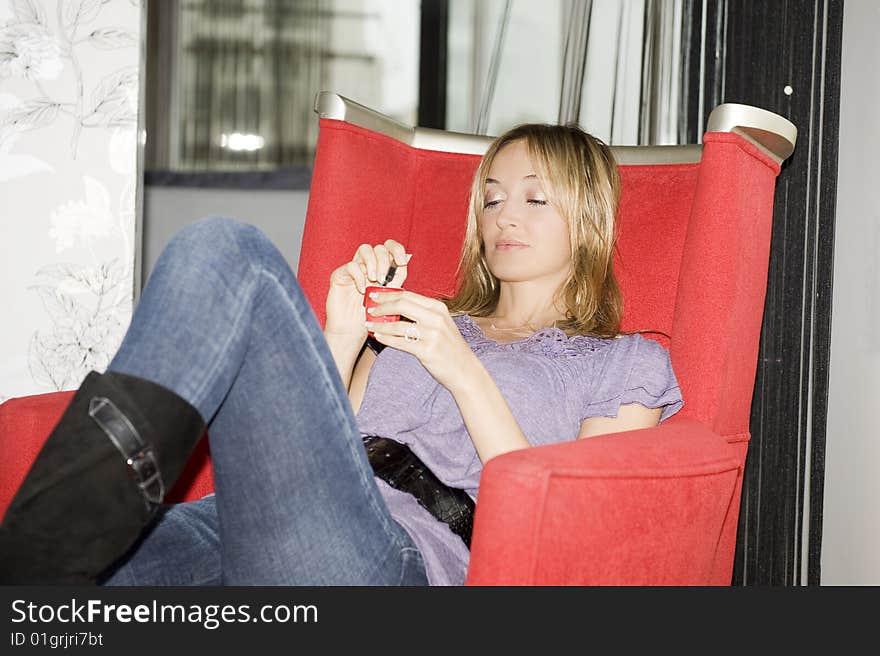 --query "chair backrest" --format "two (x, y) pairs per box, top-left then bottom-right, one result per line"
(298, 93), (794, 451)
